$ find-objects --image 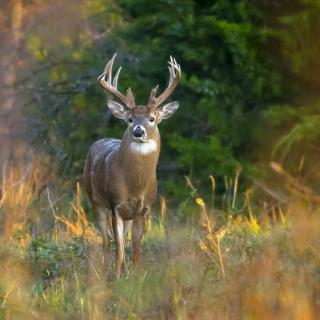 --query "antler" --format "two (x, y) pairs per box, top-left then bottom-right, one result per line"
(98, 53), (135, 109)
(148, 56), (181, 109)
